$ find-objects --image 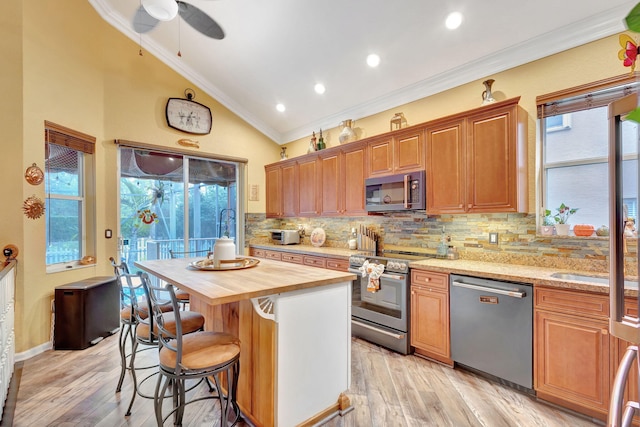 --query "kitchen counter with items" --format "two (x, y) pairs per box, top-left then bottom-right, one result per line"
(409, 258), (638, 296)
